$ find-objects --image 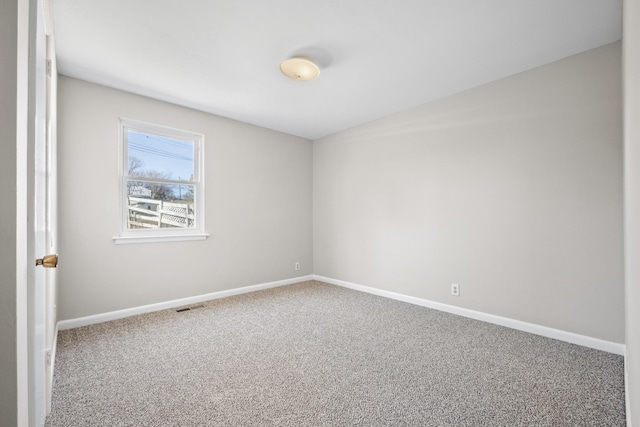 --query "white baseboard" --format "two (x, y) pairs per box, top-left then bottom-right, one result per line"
(57, 275), (314, 330)
(314, 275), (625, 356)
(57, 273), (625, 357)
